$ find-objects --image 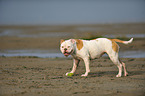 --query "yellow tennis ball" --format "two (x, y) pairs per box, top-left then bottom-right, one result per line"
(67, 73), (74, 76)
